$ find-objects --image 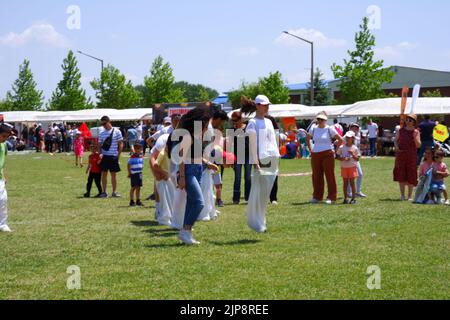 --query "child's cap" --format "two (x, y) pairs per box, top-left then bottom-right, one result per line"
(344, 131), (356, 139)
